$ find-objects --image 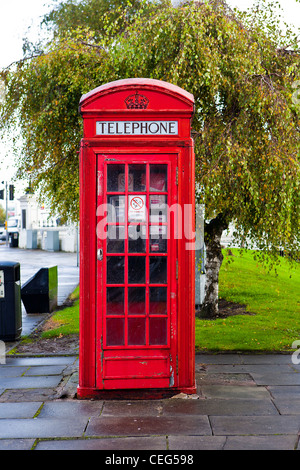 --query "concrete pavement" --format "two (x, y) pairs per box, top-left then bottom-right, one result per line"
(0, 245), (79, 306)
(0, 354), (300, 450)
(0, 245), (79, 336)
(1, 245), (300, 451)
